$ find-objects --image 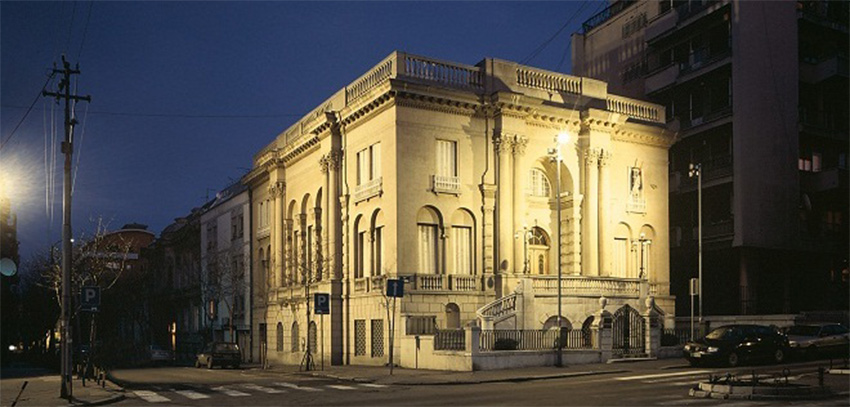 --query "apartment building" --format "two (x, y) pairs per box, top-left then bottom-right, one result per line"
(572, 0), (848, 315)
